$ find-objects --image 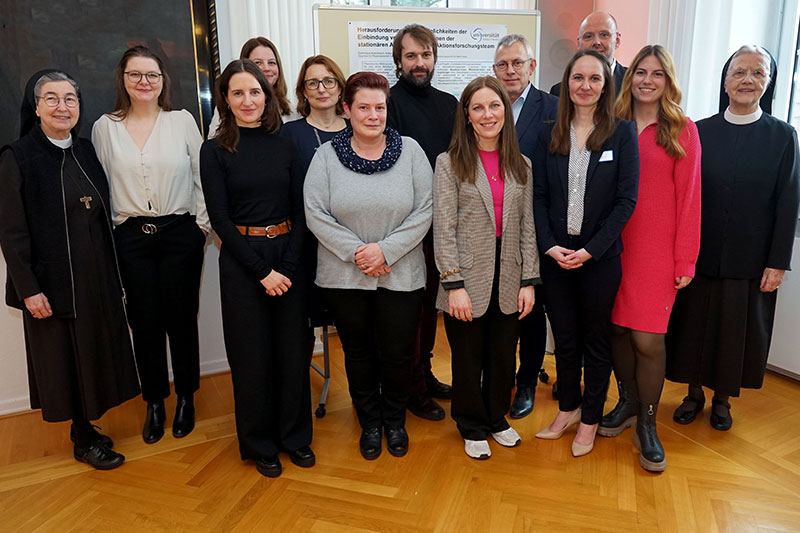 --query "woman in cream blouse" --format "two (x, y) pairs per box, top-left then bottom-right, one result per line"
(92, 45), (209, 445)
